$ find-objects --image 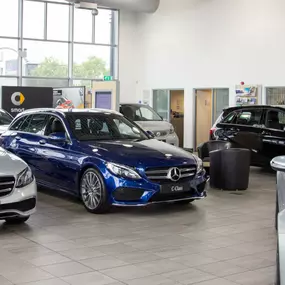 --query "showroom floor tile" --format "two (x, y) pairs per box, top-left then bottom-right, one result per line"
(0, 168), (277, 285)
